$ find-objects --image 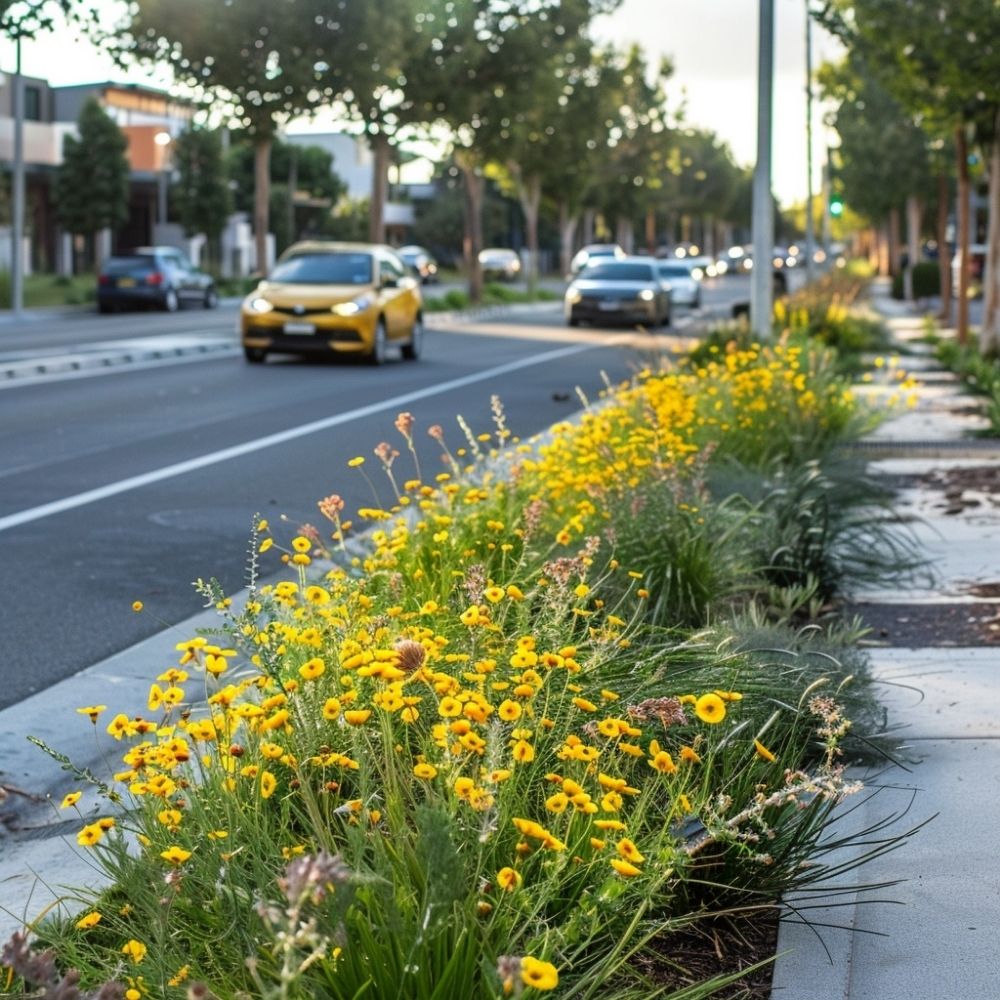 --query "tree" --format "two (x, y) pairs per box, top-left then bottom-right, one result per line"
(817, 0), (1000, 345)
(407, 0), (619, 302)
(53, 98), (129, 269)
(172, 127), (231, 269)
(818, 52), (932, 296)
(113, 0), (358, 275)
